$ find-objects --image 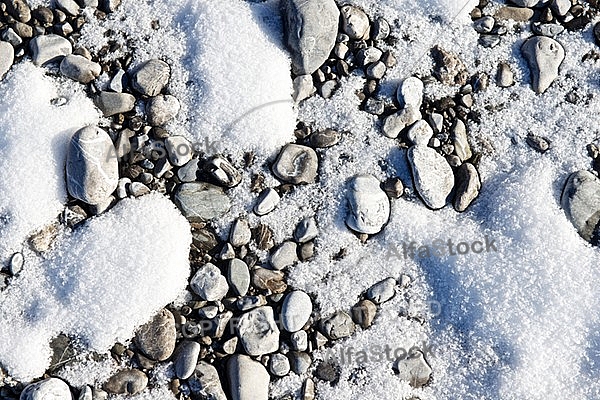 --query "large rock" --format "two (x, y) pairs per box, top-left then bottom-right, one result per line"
(66, 126), (119, 205)
(281, 0), (339, 75)
(272, 144), (318, 184)
(30, 34), (72, 66)
(393, 350), (432, 388)
(320, 311), (355, 340)
(345, 174), (390, 234)
(561, 170), (600, 242)
(190, 263), (230, 301)
(19, 378), (71, 400)
(227, 355), (270, 400)
(281, 290), (312, 332)
(174, 341), (201, 380)
(135, 308), (176, 361)
(408, 146), (454, 210)
(453, 163), (481, 212)
(189, 362), (227, 400)
(340, 5), (370, 40)
(130, 59), (170, 97)
(237, 306), (280, 356)
(174, 182), (231, 221)
(103, 369), (148, 395)
(60, 54), (101, 84)
(0, 41), (14, 80)
(94, 91), (136, 117)
(521, 36), (564, 94)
